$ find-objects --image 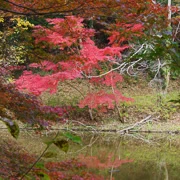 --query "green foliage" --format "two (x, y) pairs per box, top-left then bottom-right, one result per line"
(6, 121), (20, 139)
(0, 17), (33, 67)
(157, 101), (178, 121)
(63, 132), (82, 144)
(119, 102), (130, 120)
(36, 172), (50, 180)
(0, 118), (20, 139)
(35, 162), (47, 170)
(53, 139), (69, 153)
(133, 31), (179, 74)
(169, 94), (180, 106)
(157, 0), (179, 6)
(113, 89), (179, 122)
